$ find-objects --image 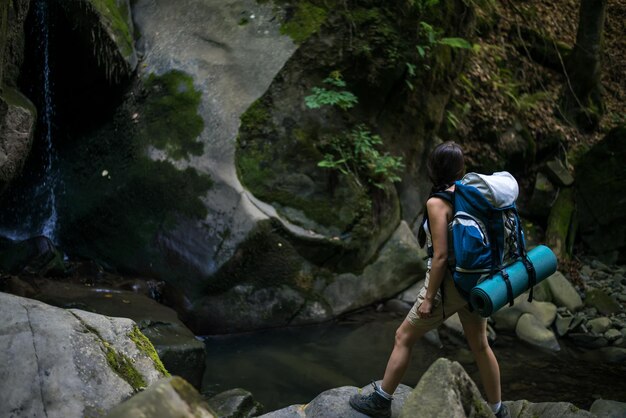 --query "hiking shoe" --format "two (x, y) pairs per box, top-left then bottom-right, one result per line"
(348, 382), (392, 418)
(495, 403), (510, 418)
